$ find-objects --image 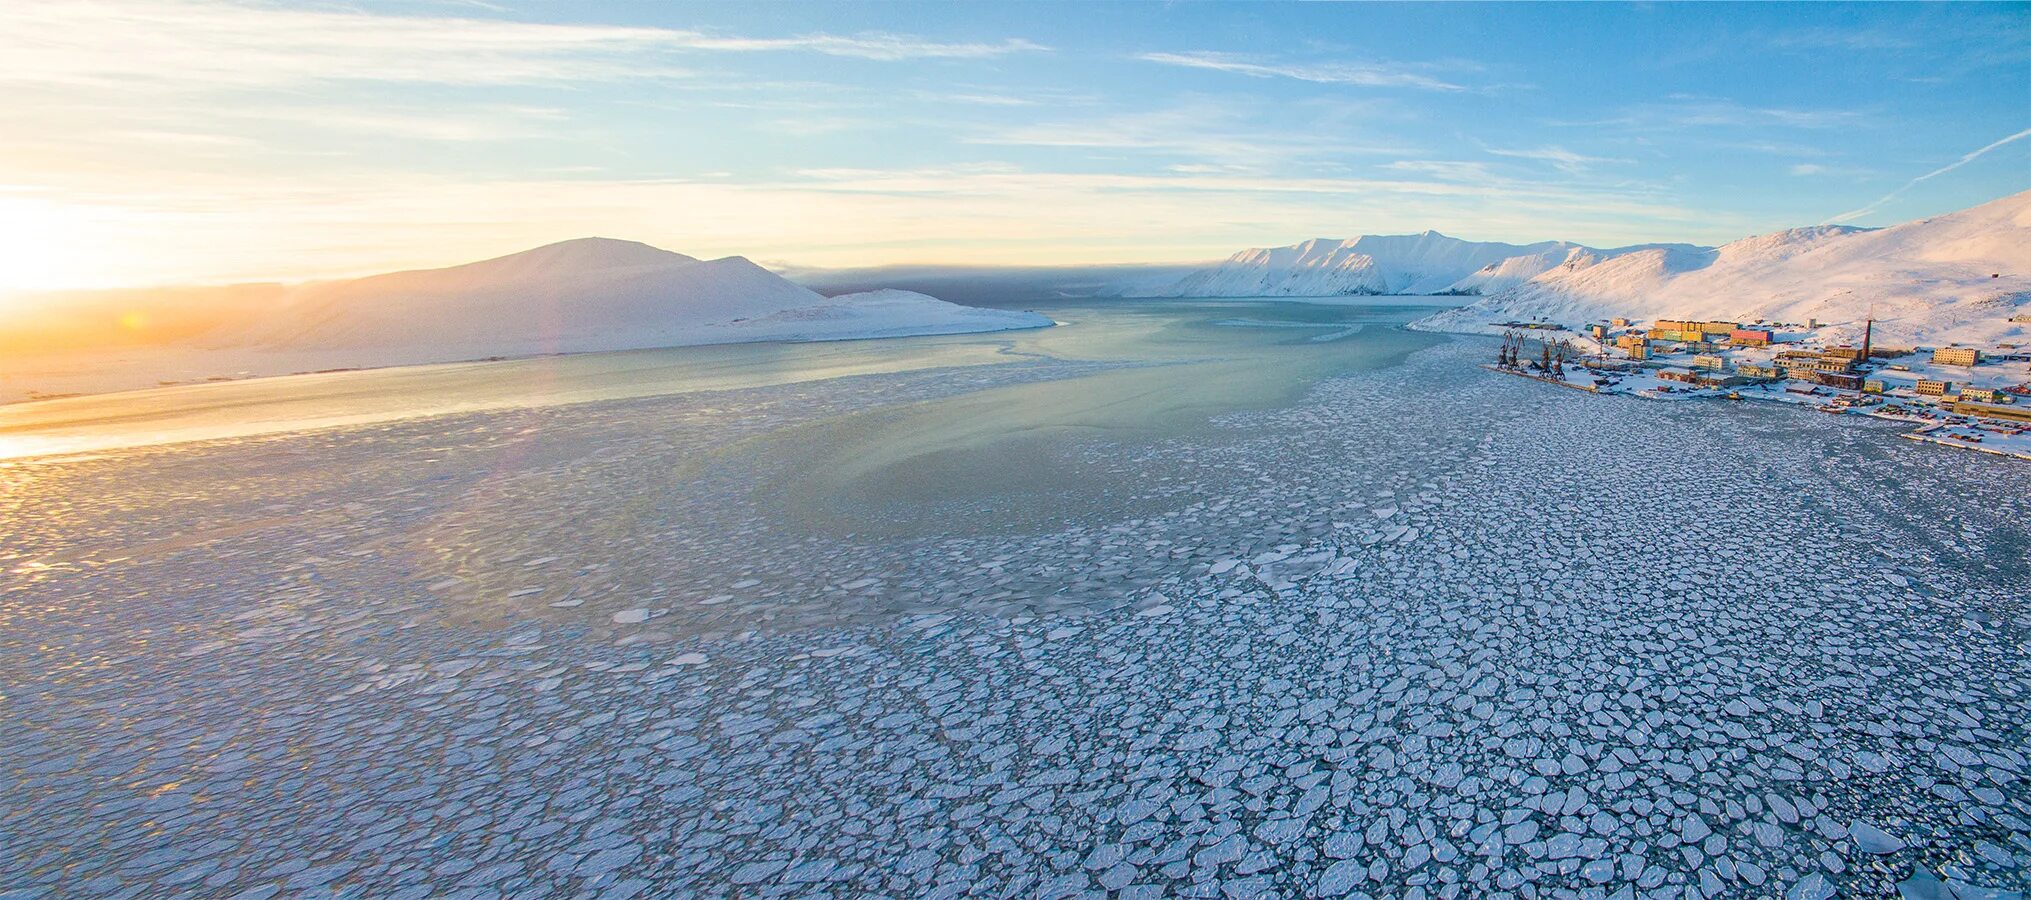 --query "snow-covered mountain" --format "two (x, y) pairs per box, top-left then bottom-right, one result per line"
(1127, 232), (1593, 297)
(1414, 190), (2031, 345)
(229, 238), (1052, 361)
